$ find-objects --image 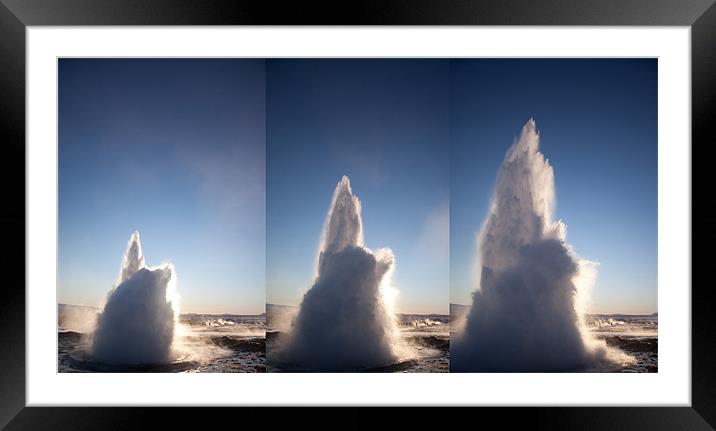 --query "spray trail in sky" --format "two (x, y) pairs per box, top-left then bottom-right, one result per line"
(91, 231), (180, 365)
(452, 118), (617, 372)
(275, 176), (402, 371)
